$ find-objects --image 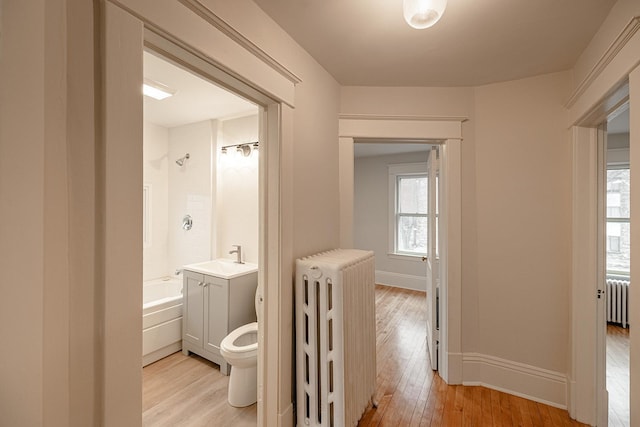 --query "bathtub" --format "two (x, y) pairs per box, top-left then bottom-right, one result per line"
(142, 276), (183, 366)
